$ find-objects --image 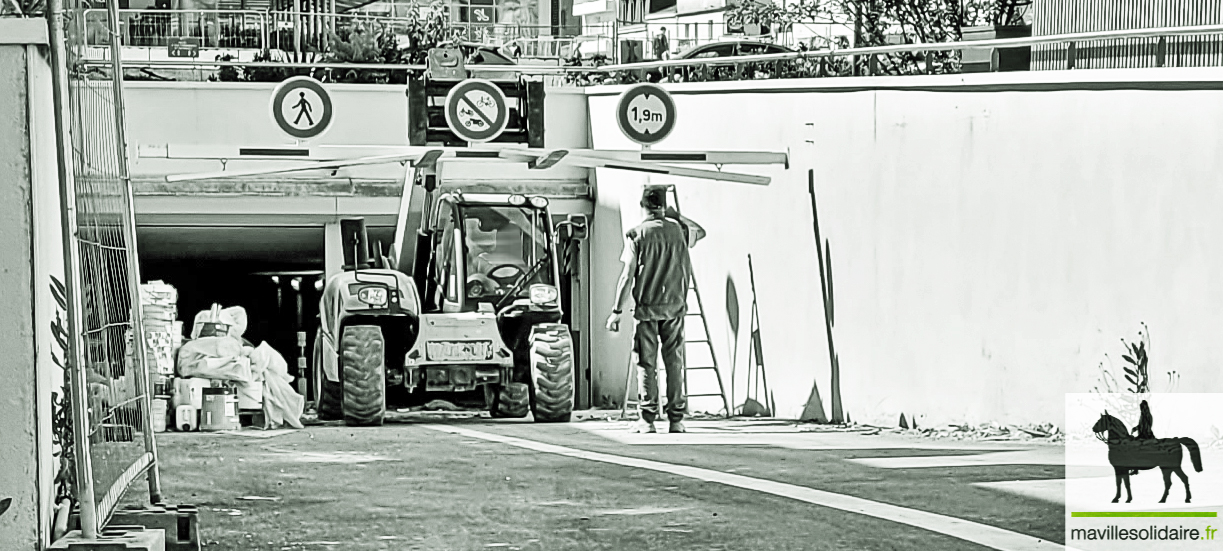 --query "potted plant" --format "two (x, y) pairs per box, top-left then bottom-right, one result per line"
(960, 0), (1032, 72)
